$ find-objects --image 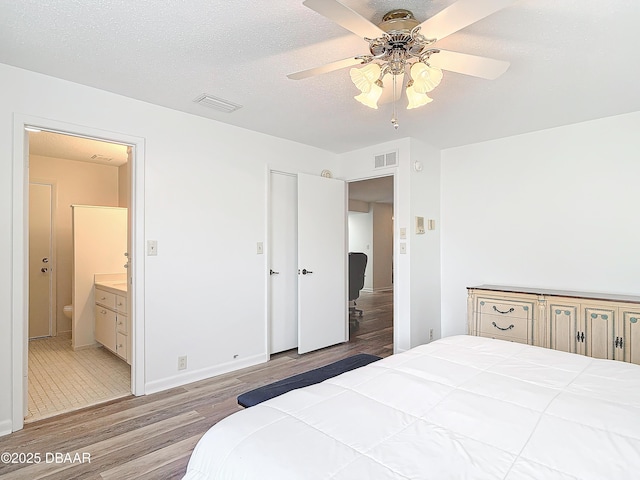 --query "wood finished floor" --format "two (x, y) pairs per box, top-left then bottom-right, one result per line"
(0, 290), (393, 480)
